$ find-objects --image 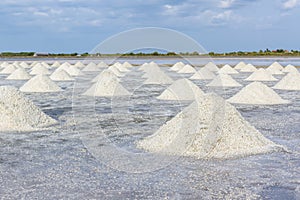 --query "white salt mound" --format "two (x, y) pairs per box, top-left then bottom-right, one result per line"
(283, 64), (299, 74)
(82, 62), (100, 72)
(269, 62), (284, 71)
(98, 61), (108, 68)
(74, 61), (85, 68)
(30, 63), (51, 75)
(245, 68), (277, 81)
(218, 64), (239, 74)
(83, 76), (130, 97)
(177, 64), (197, 74)
(92, 69), (120, 83)
(273, 72), (300, 90)
(234, 62), (246, 70)
(122, 62), (133, 68)
(20, 75), (63, 93)
(6, 68), (31, 80)
(137, 93), (284, 159)
(228, 82), (289, 105)
(207, 74), (242, 87)
(143, 69), (174, 85)
(50, 69), (74, 81)
(108, 66), (124, 77)
(170, 62), (185, 71)
(0, 86), (57, 132)
(51, 61), (60, 68)
(204, 62), (219, 72)
(115, 63), (130, 72)
(190, 67), (216, 80)
(20, 62), (30, 69)
(266, 67), (284, 75)
(65, 65), (84, 76)
(240, 64), (257, 72)
(0, 64), (17, 74)
(157, 78), (204, 101)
